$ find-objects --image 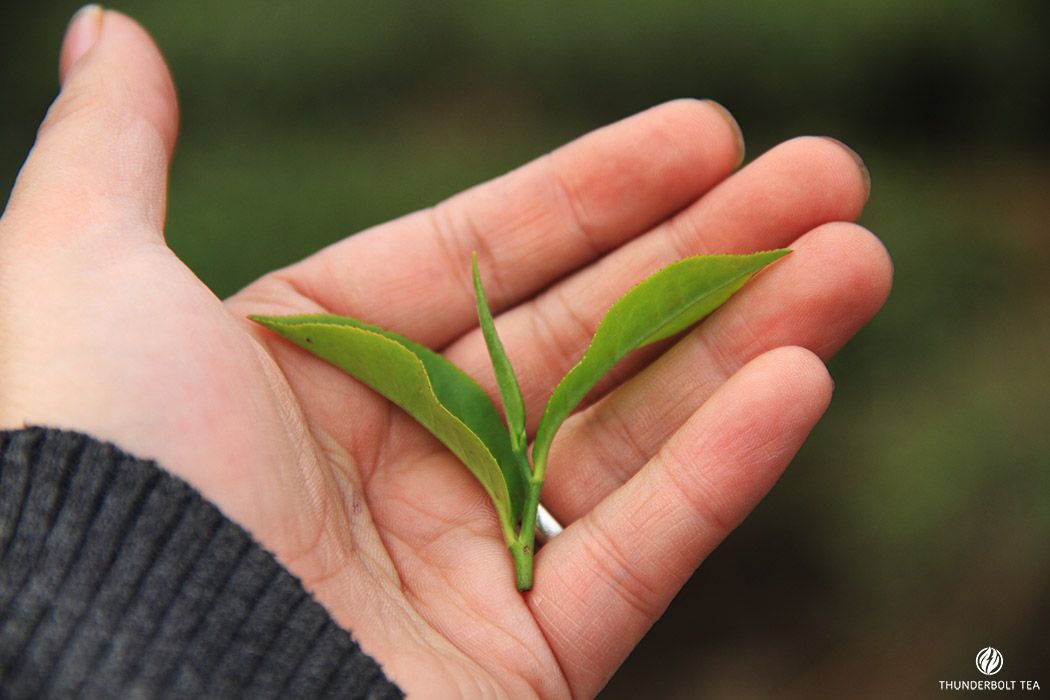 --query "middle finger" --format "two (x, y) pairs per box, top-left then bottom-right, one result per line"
(443, 136), (870, 430)
(540, 221), (892, 524)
